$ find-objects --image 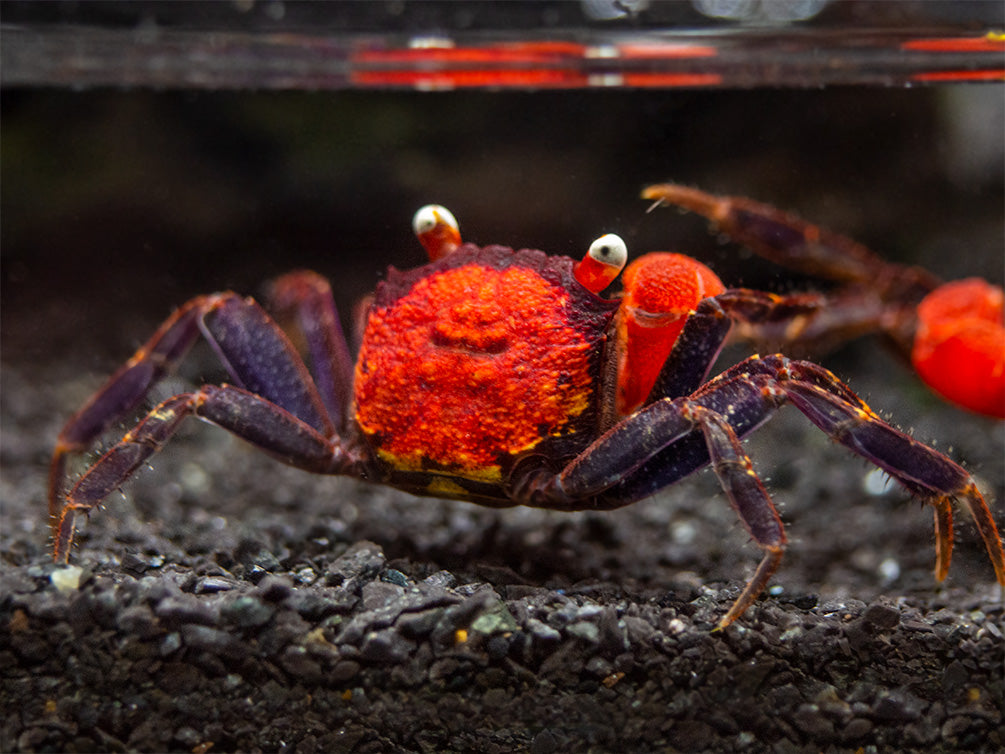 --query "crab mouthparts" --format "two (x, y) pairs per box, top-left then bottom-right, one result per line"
(431, 325), (510, 355)
(429, 298), (513, 355)
(624, 305), (688, 328)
